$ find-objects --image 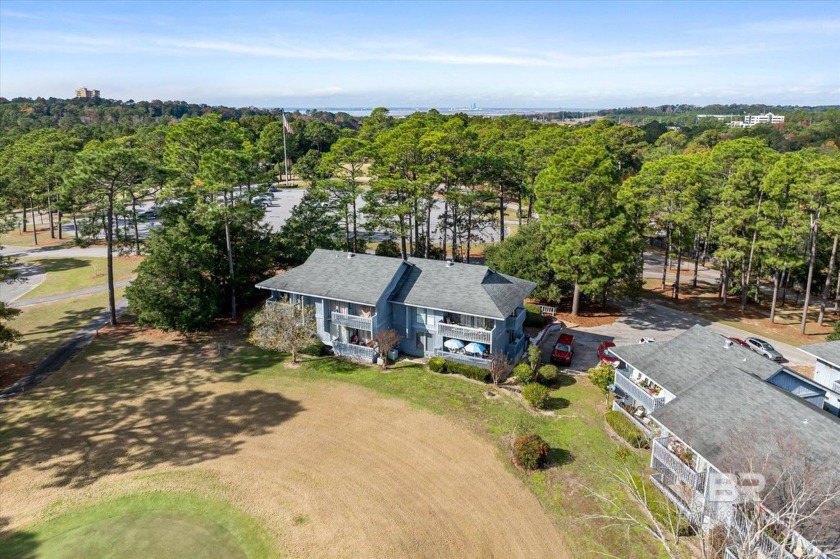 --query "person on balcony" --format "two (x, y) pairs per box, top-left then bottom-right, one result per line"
(350, 331), (359, 345)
